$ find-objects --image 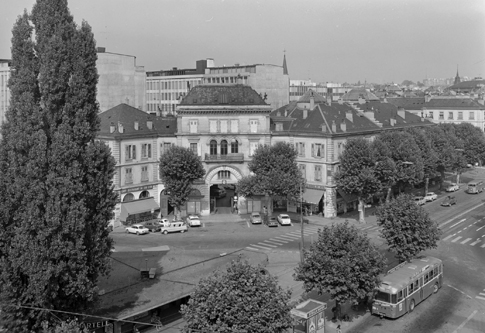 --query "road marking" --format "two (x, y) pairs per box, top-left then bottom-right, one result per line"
(258, 242), (277, 248)
(476, 296), (485, 300)
(270, 238), (288, 243)
(481, 243), (485, 248)
(443, 235), (455, 241)
(283, 233), (302, 239)
(274, 236), (296, 241)
(246, 247), (261, 251)
(451, 236), (462, 243)
(278, 234), (300, 240)
(263, 240), (285, 246)
(452, 310), (478, 333)
(246, 221), (250, 228)
(460, 238), (472, 244)
(477, 225), (485, 231)
(470, 239), (481, 246)
(250, 244), (273, 250)
(440, 202), (485, 227)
